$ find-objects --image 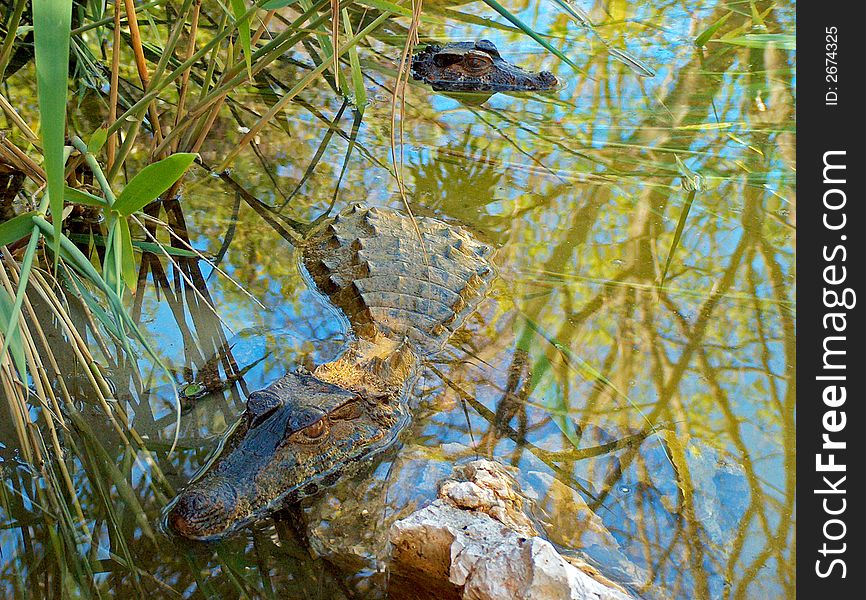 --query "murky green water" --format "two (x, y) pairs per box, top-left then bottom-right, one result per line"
(1, 0), (795, 597)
